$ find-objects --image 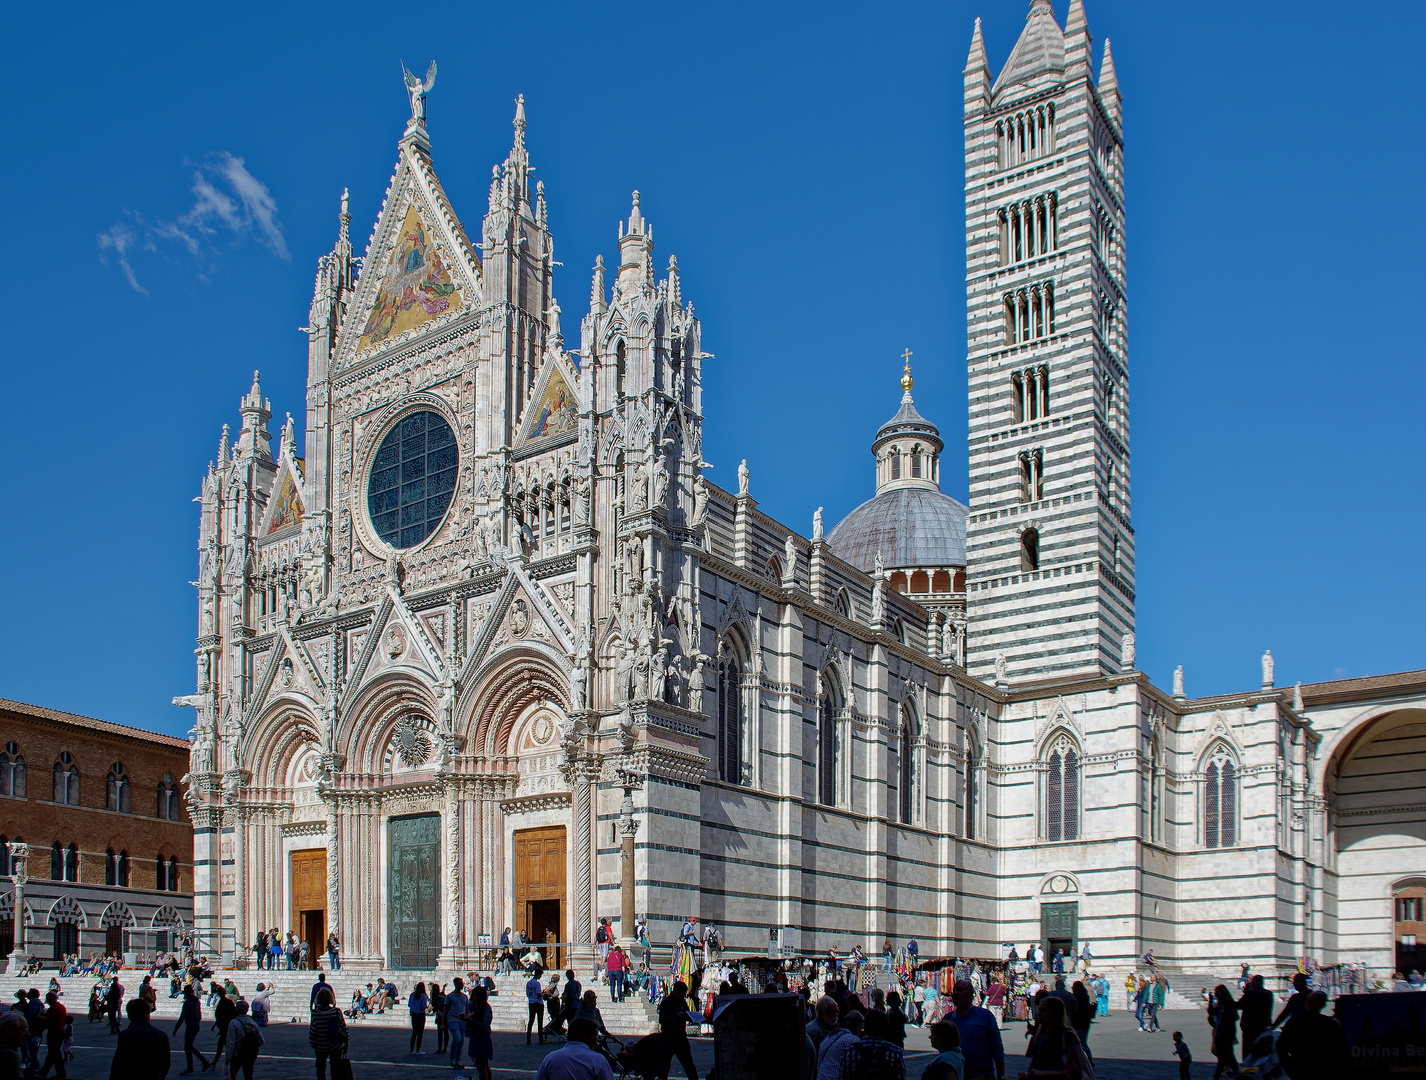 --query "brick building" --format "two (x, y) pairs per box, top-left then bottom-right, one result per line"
(0, 698), (193, 960)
